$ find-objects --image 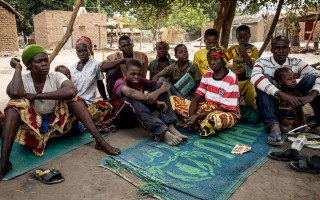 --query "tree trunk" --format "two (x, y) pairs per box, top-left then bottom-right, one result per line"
(258, 0), (284, 57)
(212, 0), (237, 48)
(220, 0), (237, 48)
(213, 0), (232, 33)
(49, 0), (82, 64)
